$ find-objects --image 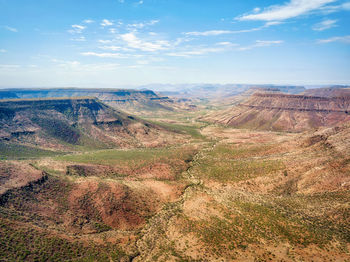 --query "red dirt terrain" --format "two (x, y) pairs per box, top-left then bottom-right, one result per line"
(204, 90), (350, 131)
(0, 97), (184, 152)
(0, 146), (192, 232)
(0, 161), (46, 196)
(0, 89), (349, 261)
(303, 86), (350, 97)
(132, 123), (350, 261)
